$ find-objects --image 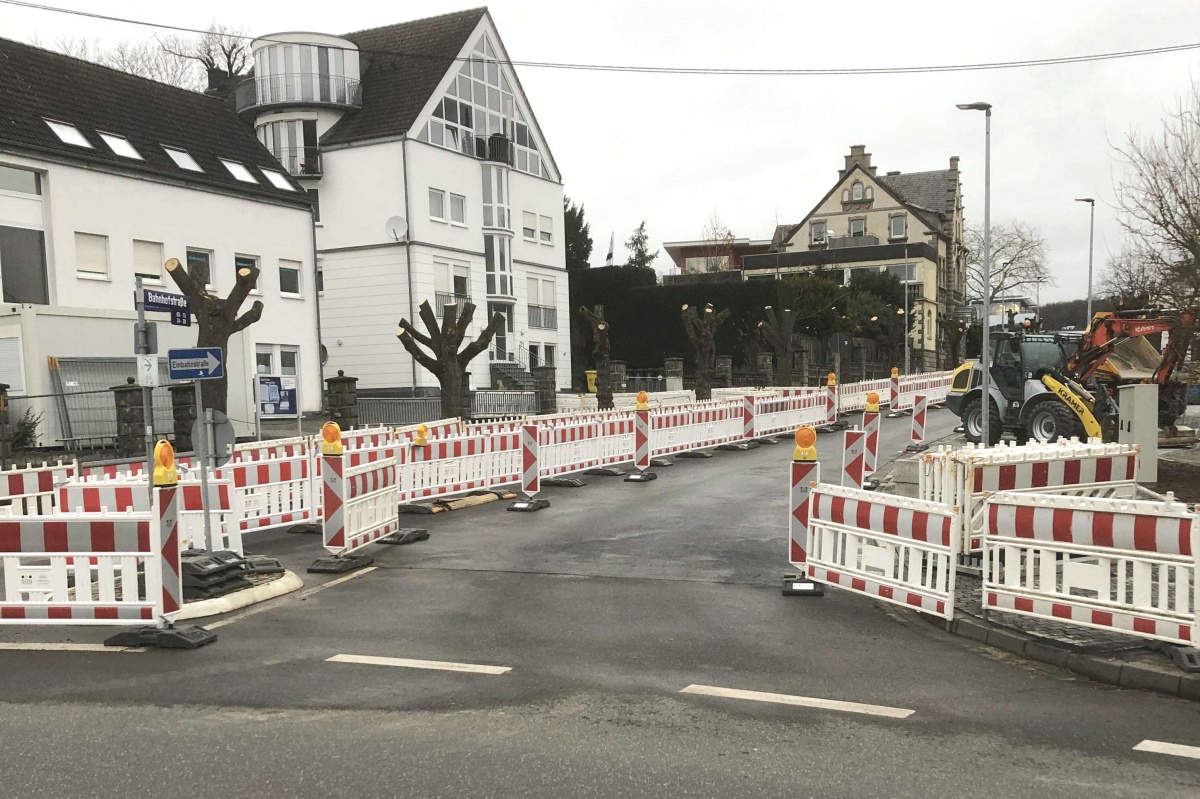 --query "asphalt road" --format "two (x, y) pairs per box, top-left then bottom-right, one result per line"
(3, 408), (1199, 799)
